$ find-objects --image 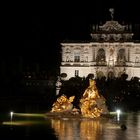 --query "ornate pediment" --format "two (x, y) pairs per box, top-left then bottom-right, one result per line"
(91, 20), (133, 42)
(99, 21), (125, 32)
(90, 9), (134, 42)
